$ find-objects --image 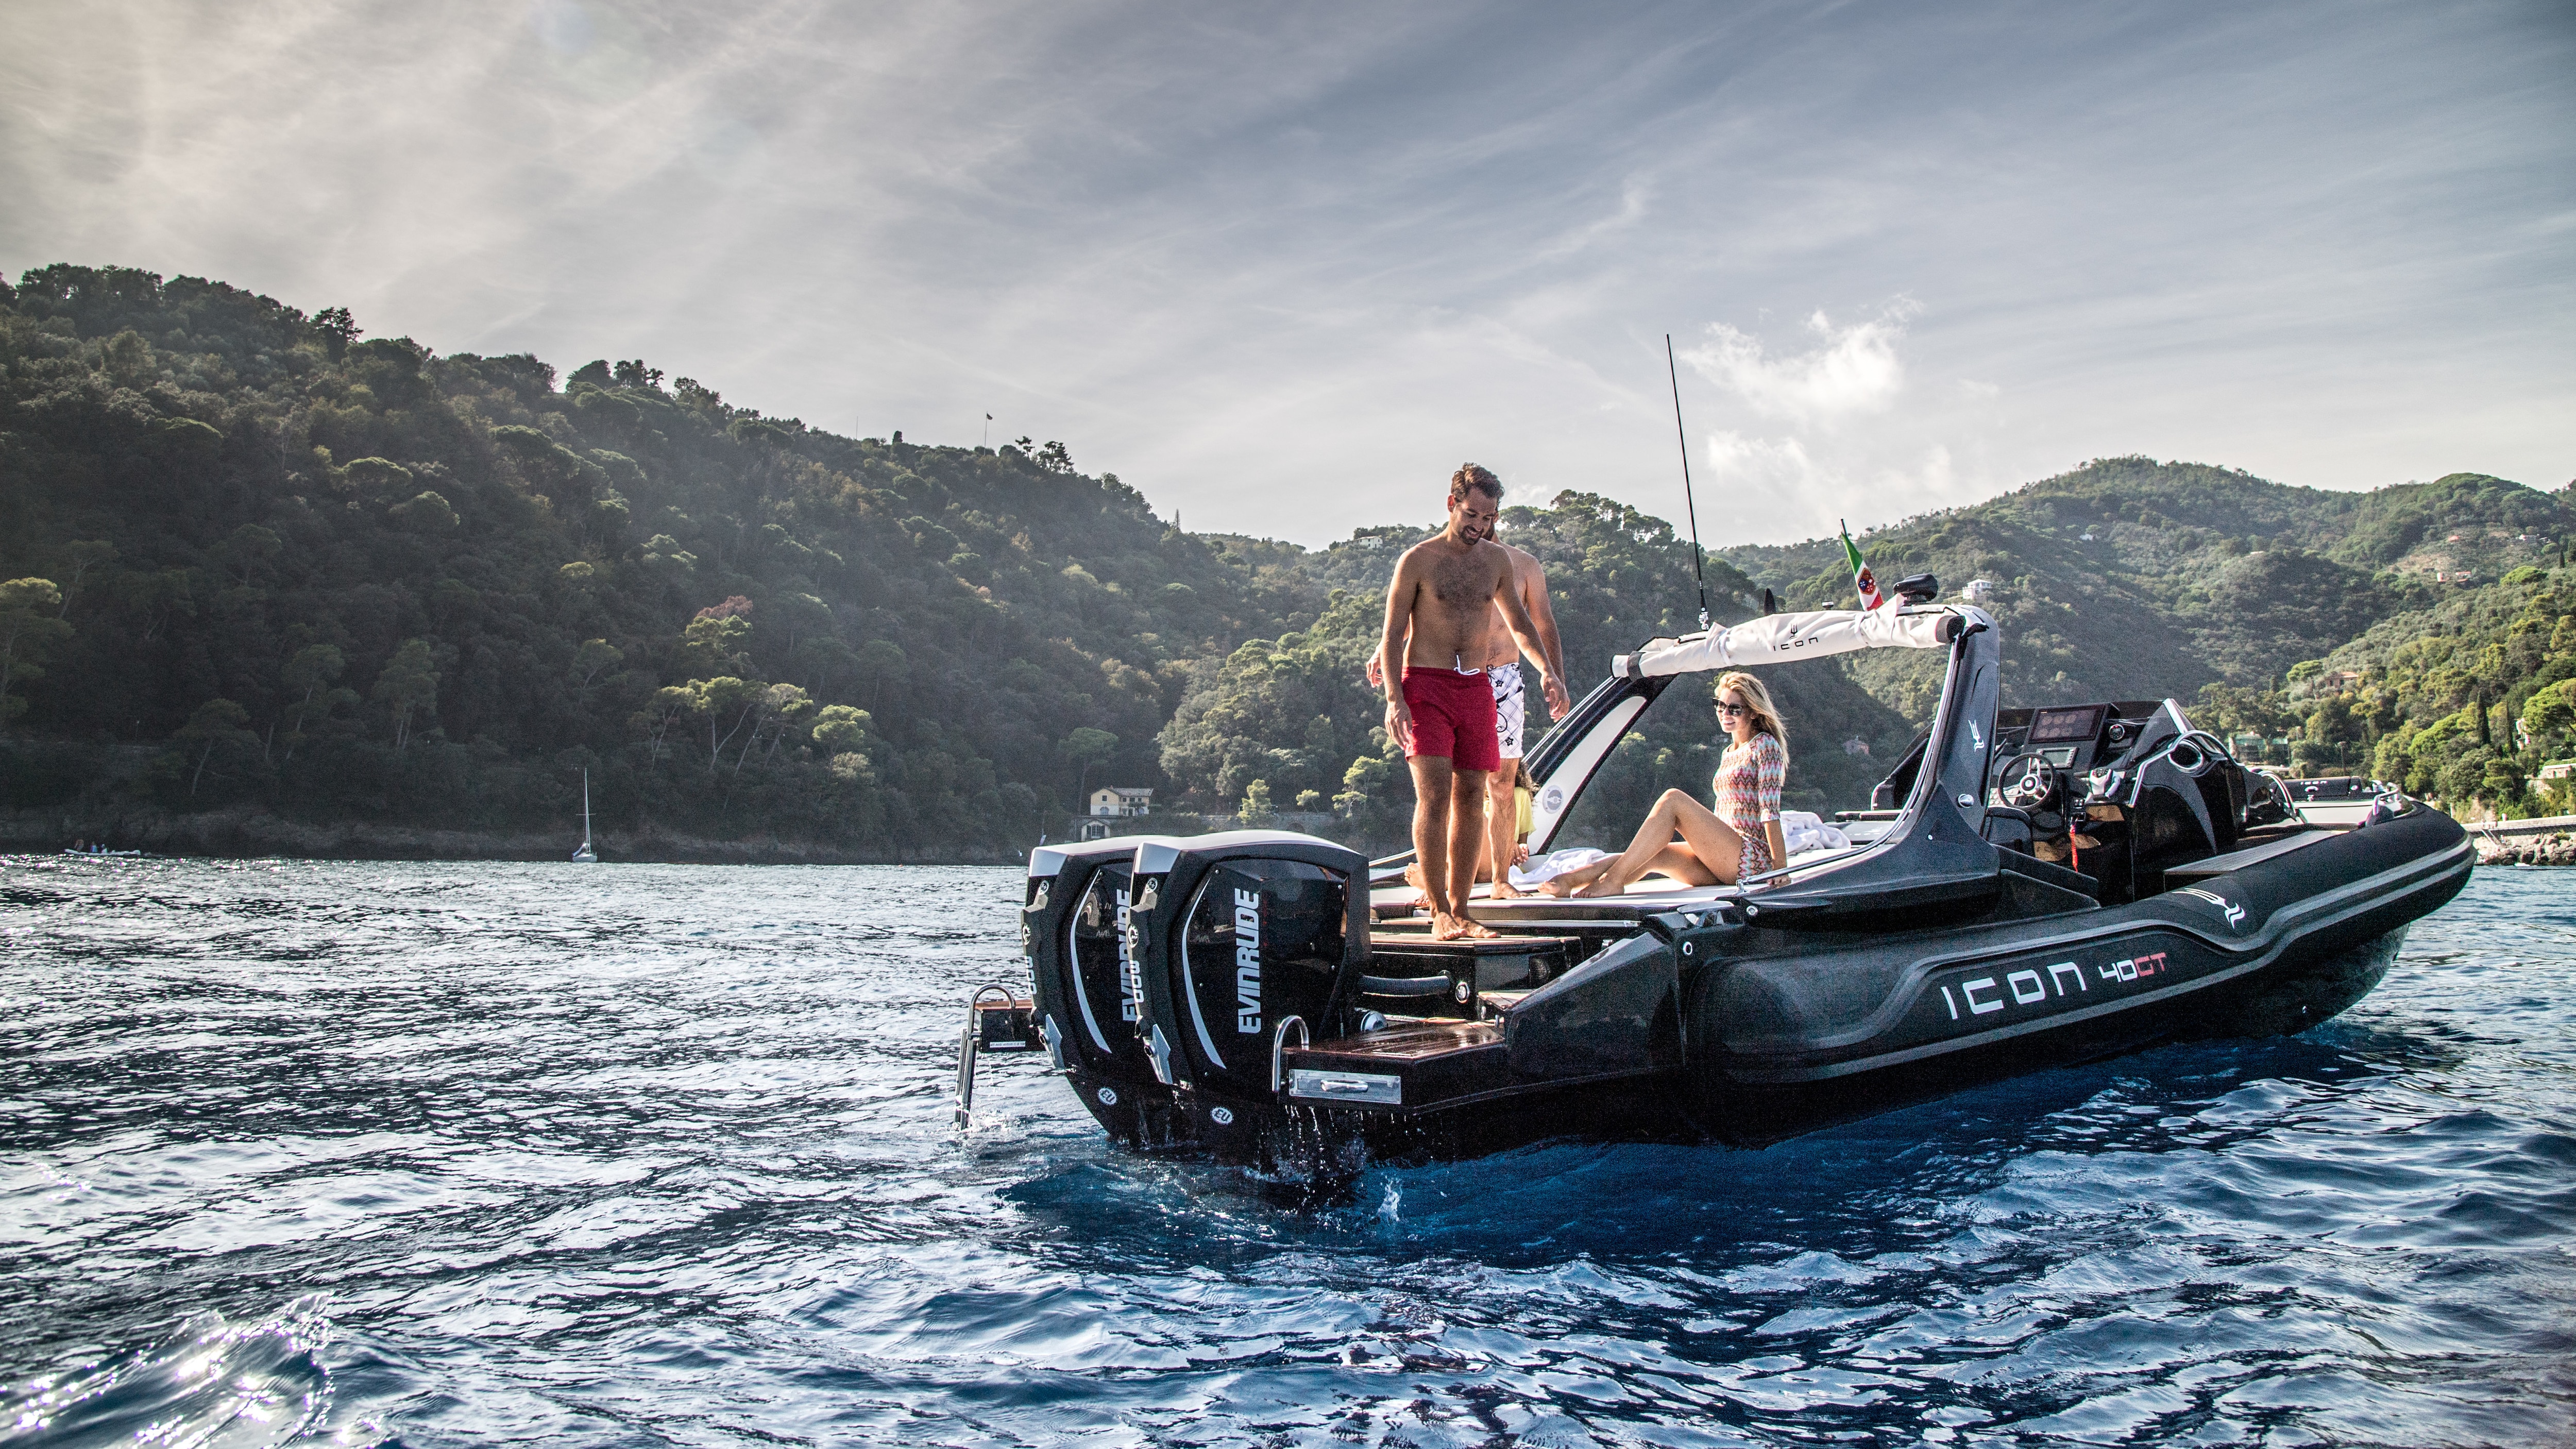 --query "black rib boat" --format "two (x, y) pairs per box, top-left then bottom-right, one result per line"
(975, 596), (2471, 1166)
